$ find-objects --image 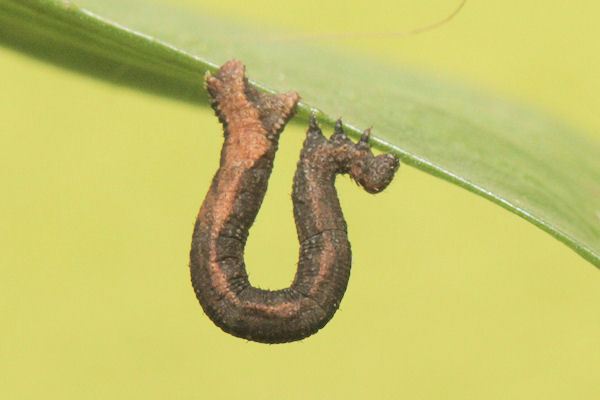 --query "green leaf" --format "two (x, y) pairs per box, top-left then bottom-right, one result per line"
(1, 0), (599, 267)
